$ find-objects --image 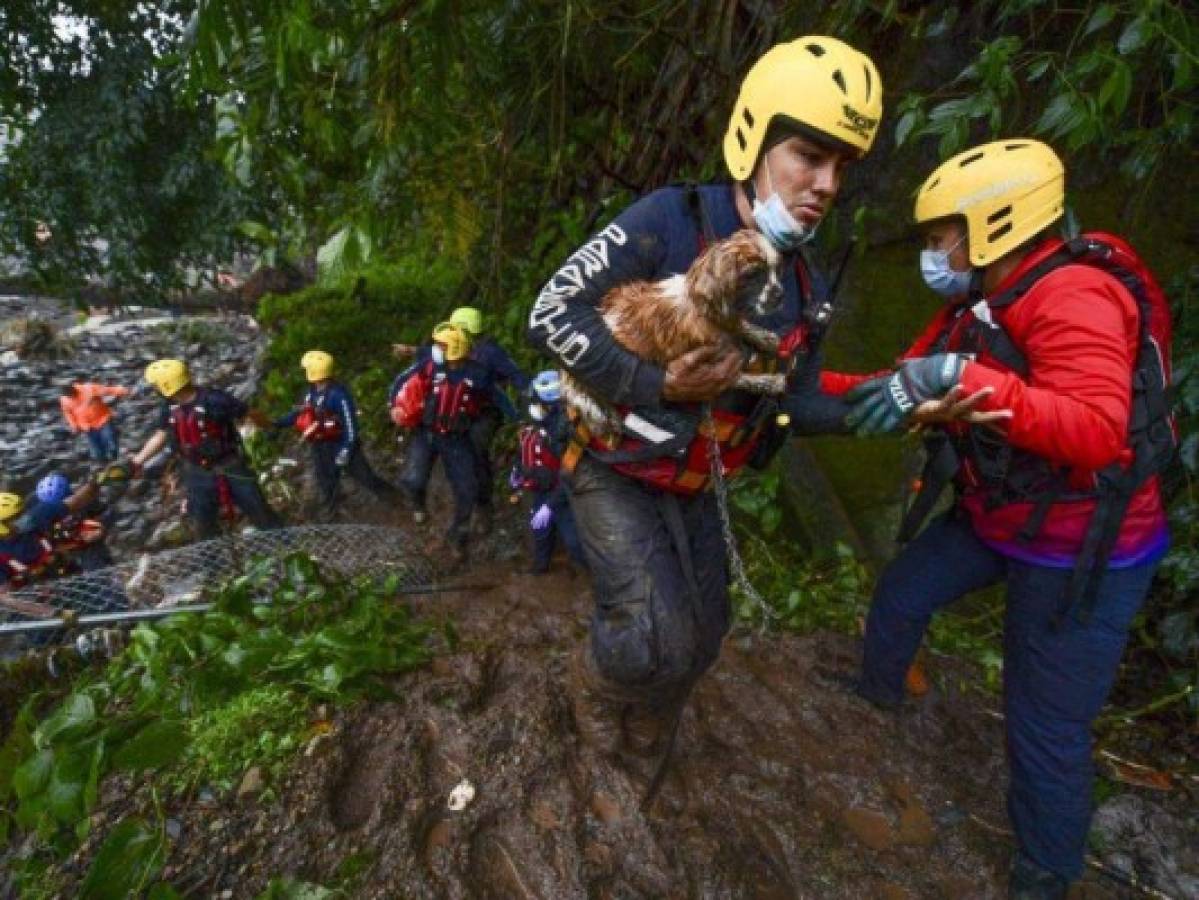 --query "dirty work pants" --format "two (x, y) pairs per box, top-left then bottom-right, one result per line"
(858, 511), (1157, 882)
(469, 406), (503, 512)
(569, 455), (730, 703)
(529, 488), (586, 573)
(84, 421), (120, 461)
(399, 429), (477, 547)
(183, 459), (282, 541)
(310, 442), (397, 520)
